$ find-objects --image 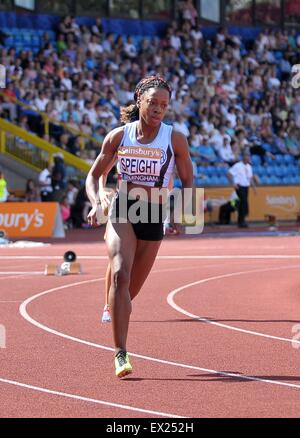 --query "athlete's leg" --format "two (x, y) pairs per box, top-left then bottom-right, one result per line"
(105, 220), (137, 354)
(102, 224), (112, 322)
(101, 262), (112, 322)
(105, 262), (111, 305)
(104, 239), (160, 321)
(129, 239), (162, 300)
(105, 263), (111, 305)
